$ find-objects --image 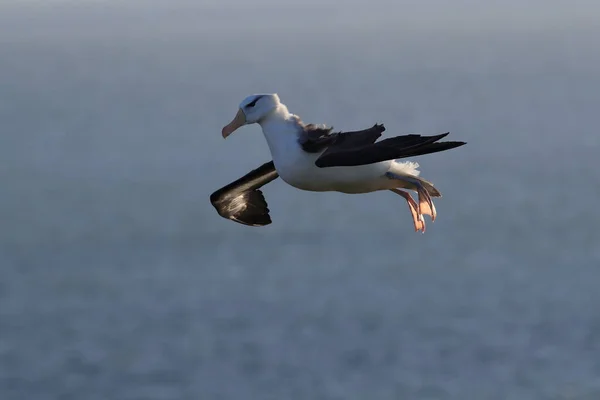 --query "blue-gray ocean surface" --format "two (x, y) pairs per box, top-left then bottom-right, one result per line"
(1, 2), (599, 399)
